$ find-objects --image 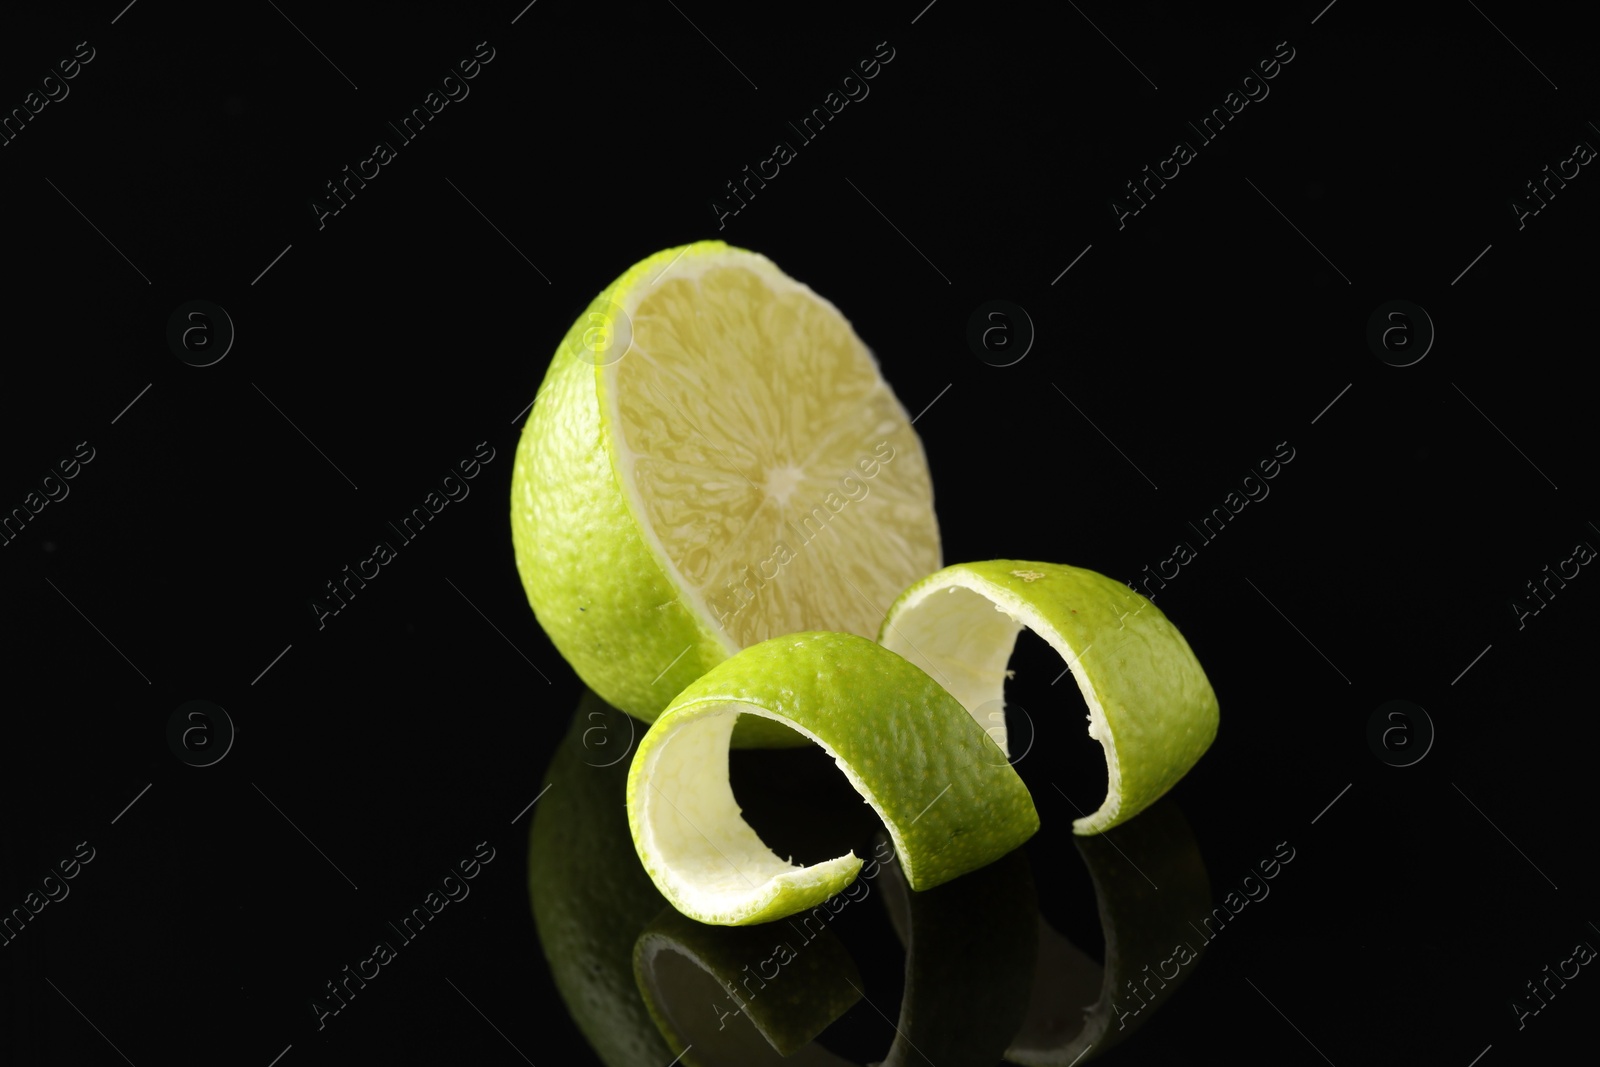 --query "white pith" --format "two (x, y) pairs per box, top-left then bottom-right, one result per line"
(881, 573), (1125, 834)
(634, 701), (905, 921)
